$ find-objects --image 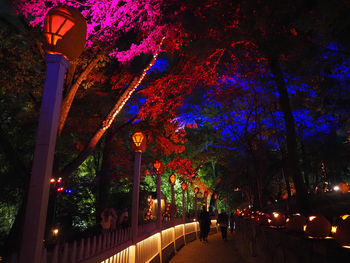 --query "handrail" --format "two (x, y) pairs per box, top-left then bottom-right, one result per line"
(9, 219), (218, 263)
